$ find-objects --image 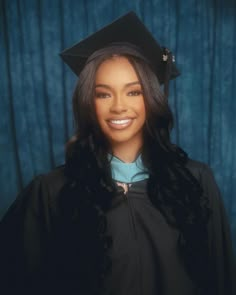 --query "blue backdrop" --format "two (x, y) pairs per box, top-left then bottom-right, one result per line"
(0, 0), (235, 252)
